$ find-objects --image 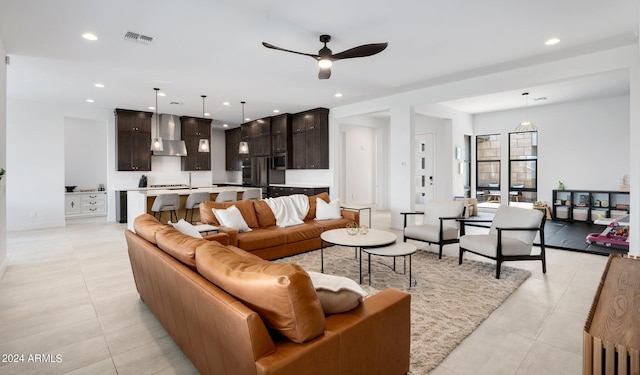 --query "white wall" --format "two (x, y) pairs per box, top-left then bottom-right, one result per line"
(0, 37), (7, 277)
(473, 96), (630, 205)
(343, 125), (376, 205)
(331, 45), (638, 229)
(64, 117), (108, 190)
(6, 99), (229, 230)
